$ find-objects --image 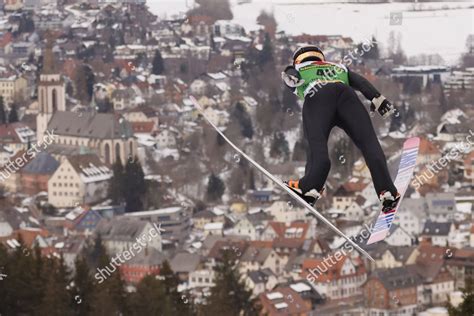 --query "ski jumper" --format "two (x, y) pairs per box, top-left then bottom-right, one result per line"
(293, 61), (397, 197)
